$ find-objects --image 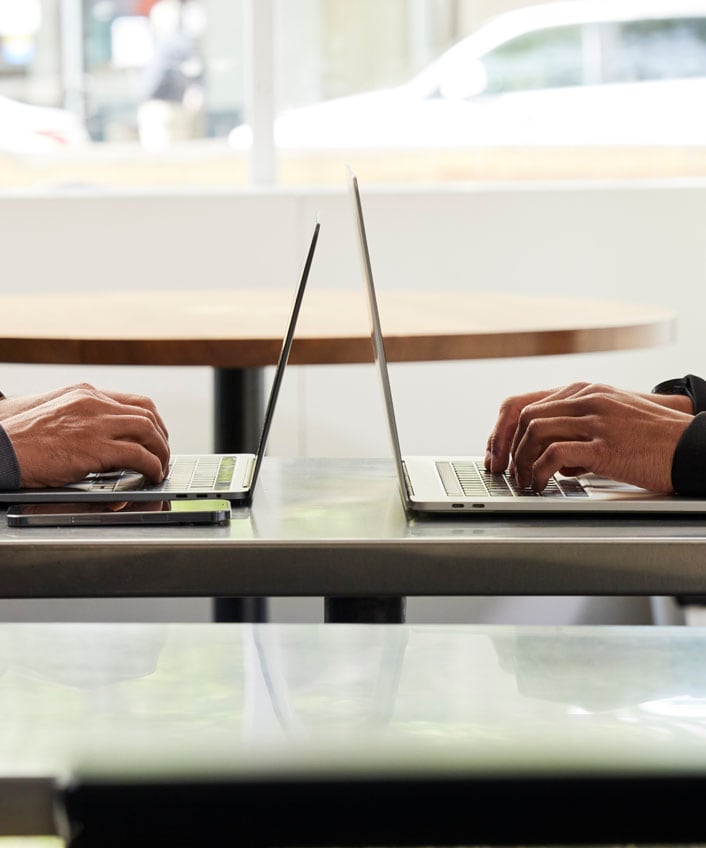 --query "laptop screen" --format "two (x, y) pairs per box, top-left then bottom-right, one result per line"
(347, 170), (410, 504)
(248, 220), (320, 495)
